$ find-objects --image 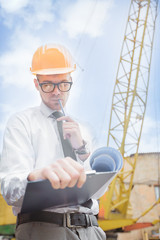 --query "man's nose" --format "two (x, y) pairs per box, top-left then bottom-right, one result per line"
(52, 85), (60, 95)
